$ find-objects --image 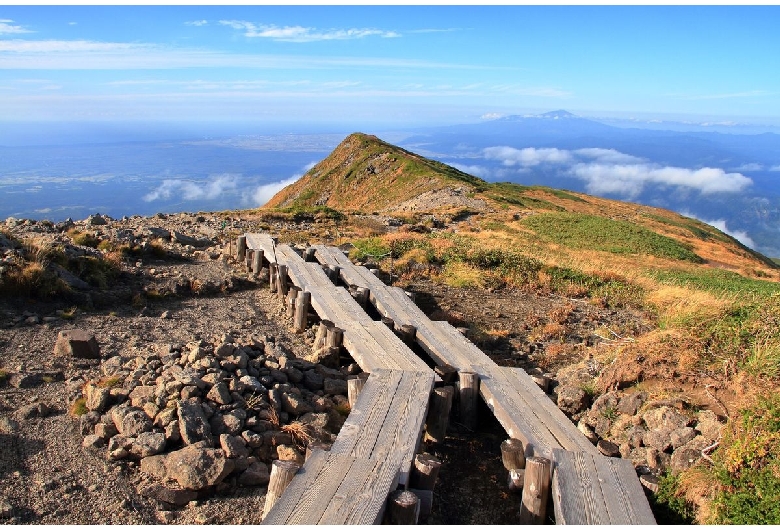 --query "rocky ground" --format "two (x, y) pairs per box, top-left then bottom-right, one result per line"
(0, 212), (726, 524)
